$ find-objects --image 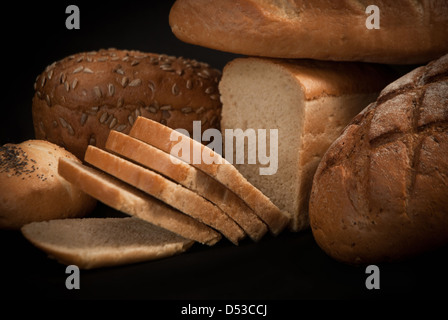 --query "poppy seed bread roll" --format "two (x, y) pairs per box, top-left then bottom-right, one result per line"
(309, 54), (448, 264)
(32, 48), (222, 159)
(0, 140), (97, 230)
